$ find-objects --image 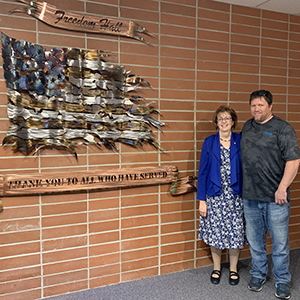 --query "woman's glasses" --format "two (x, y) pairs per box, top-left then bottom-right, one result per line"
(217, 117), (232, 122)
